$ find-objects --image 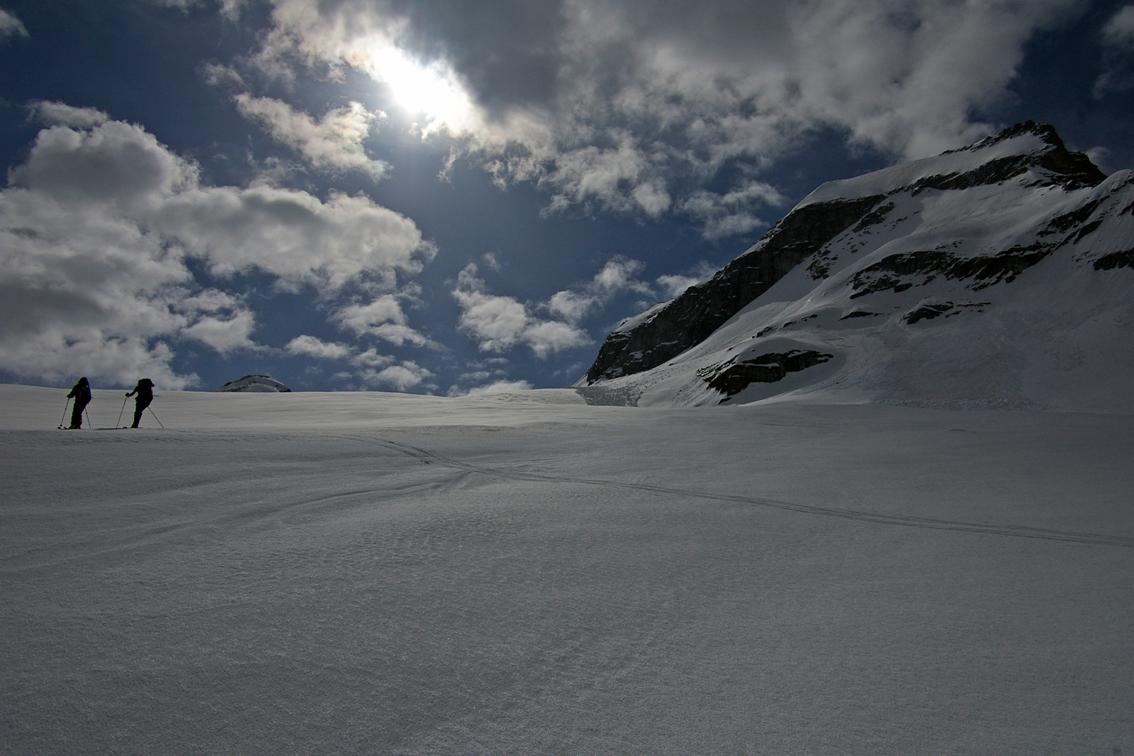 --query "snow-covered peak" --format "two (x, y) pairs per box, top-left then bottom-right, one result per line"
(612, 300), (669, 334)
(219, 374), (291, 392)
(584, 121), (1133, 411)
(797, 121), (1101, 209)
